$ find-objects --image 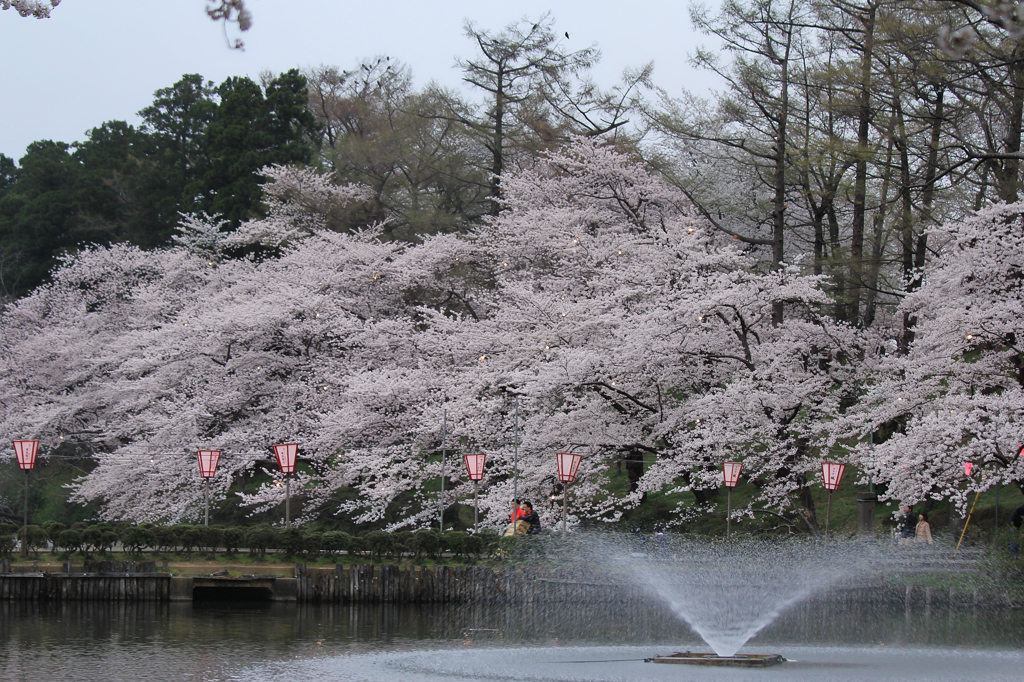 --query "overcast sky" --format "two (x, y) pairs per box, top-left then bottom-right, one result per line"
(0, 0), (722, 161)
